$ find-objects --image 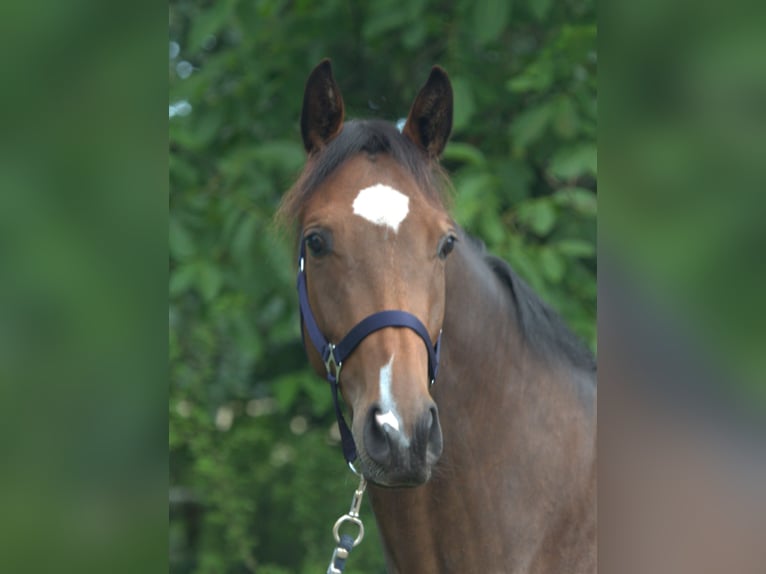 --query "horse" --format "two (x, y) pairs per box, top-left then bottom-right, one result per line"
(278, 59), (597, 573)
